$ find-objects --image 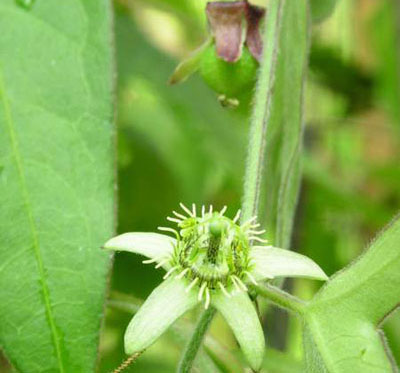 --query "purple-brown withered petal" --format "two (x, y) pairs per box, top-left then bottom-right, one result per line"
(206, 1), (246, 63)
(245, 3), (266, 62)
